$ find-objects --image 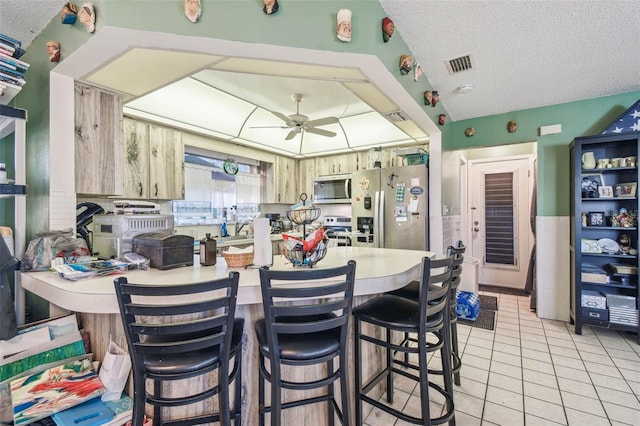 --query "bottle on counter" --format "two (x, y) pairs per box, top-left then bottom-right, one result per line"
(0, 163), (6, 183)
(200, 233), (217, 266)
